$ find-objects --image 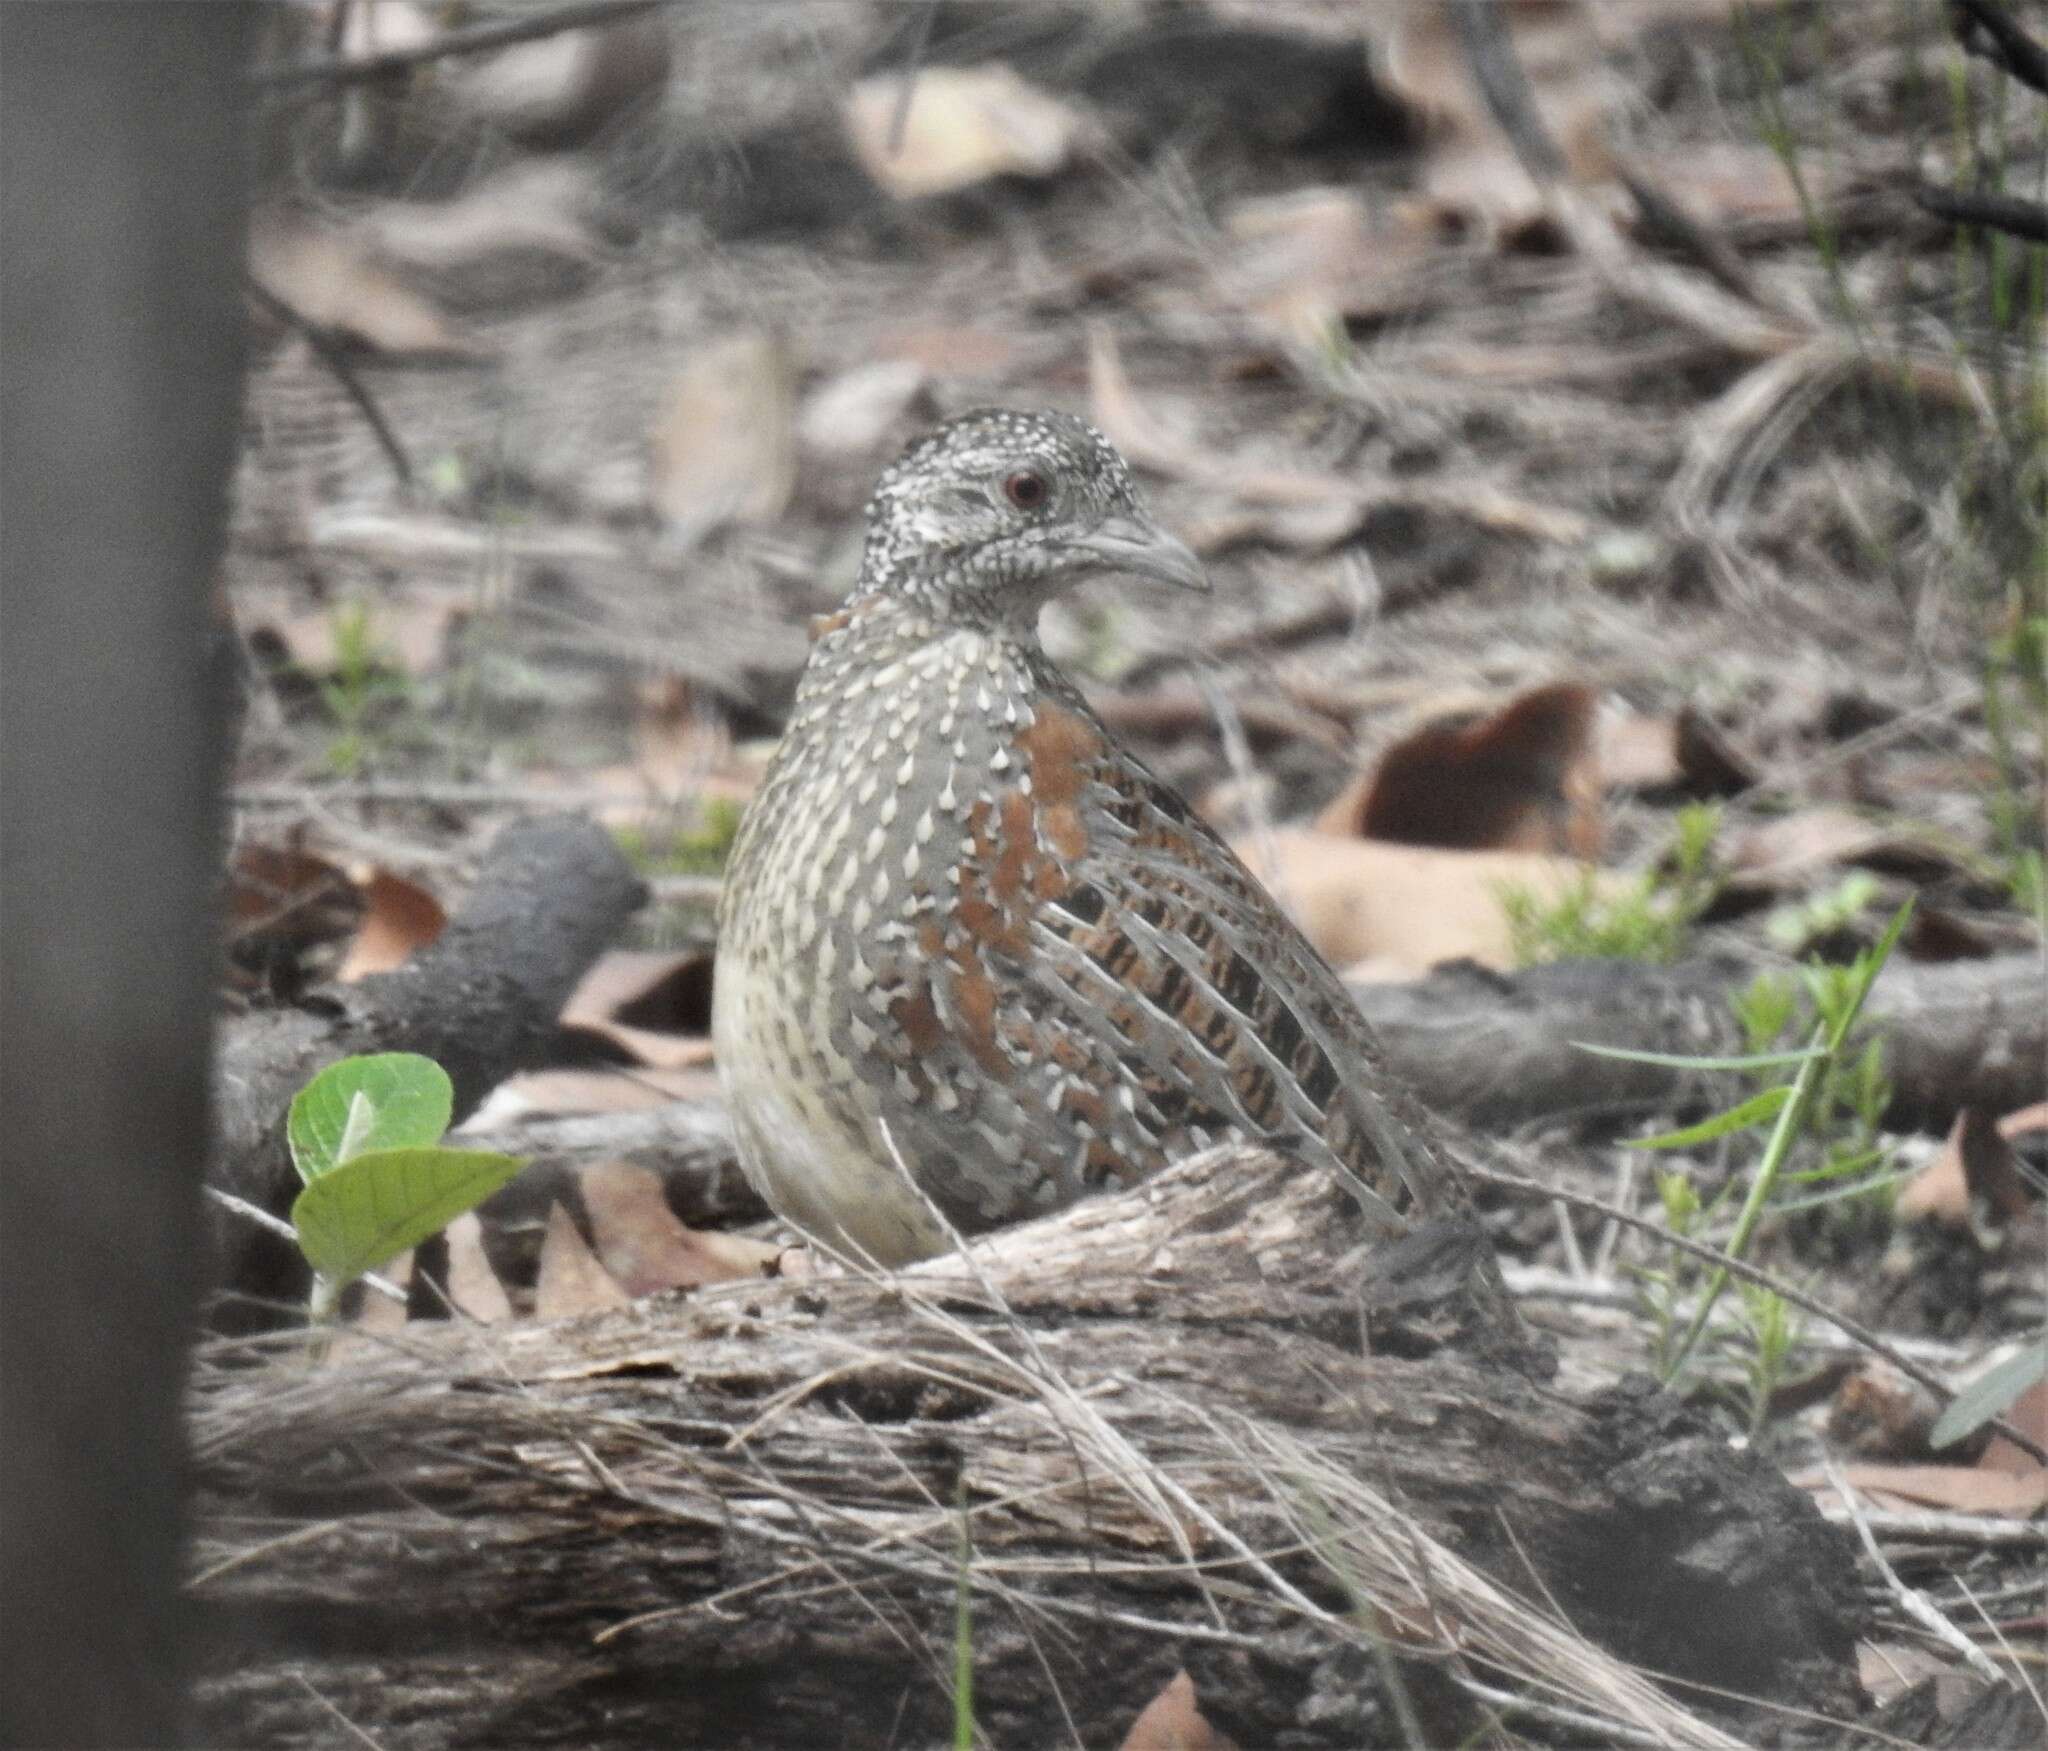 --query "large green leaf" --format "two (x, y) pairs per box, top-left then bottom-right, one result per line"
(288, 1053), (453, 1184)
(291, 1145), (522, 1285)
